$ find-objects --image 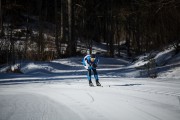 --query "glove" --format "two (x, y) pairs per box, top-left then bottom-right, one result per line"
(84, 65), (88, 69)
(92, 64), (97, 68)
(88, 66), (93, 69)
